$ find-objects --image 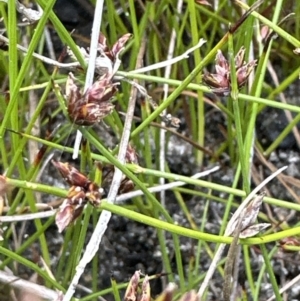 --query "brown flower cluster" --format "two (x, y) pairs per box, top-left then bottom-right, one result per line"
(66, 72), (117, 125)
(66, 33), (131, 126)
(279, 237), (300, 253)
(98, 32), (132, 74)
(53, 145), (138, 232)
(124, 271), (150, 301)
(202, 47), (257, 96)
(52, 160), (103, 232)
(124, 271), (199, 301)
